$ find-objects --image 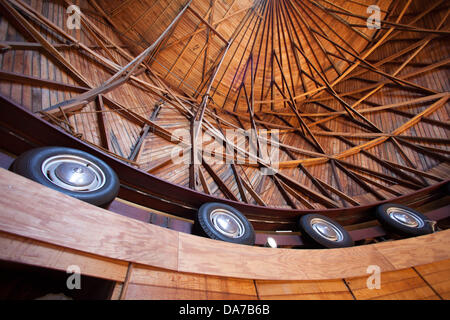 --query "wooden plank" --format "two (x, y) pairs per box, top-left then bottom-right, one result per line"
(1, 167), (450, 281)
(124, 283), (205, 300)
(123, 283), (258, 300)
(0, 231), (128, 282)
(346, 268), (439, 300)
(258, 291), (353, 300)
(122, 262), (258, 300)
(0, 0), (92, 88)
(0, 168), (179, 270)
(239, 172), (267, 206)
(368, 286), (439, 300)
(0, 70), (88, 92)
(178, 231), (394, 280)
(129, 264), (257, 296)
(255, 278), (349, 296)
(415, 259), (450, 276)
(415, 259), (450, 299)
(374, 232), (450, 270)
(110, 282), (124, 300)
(186, 6), (229, 45)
